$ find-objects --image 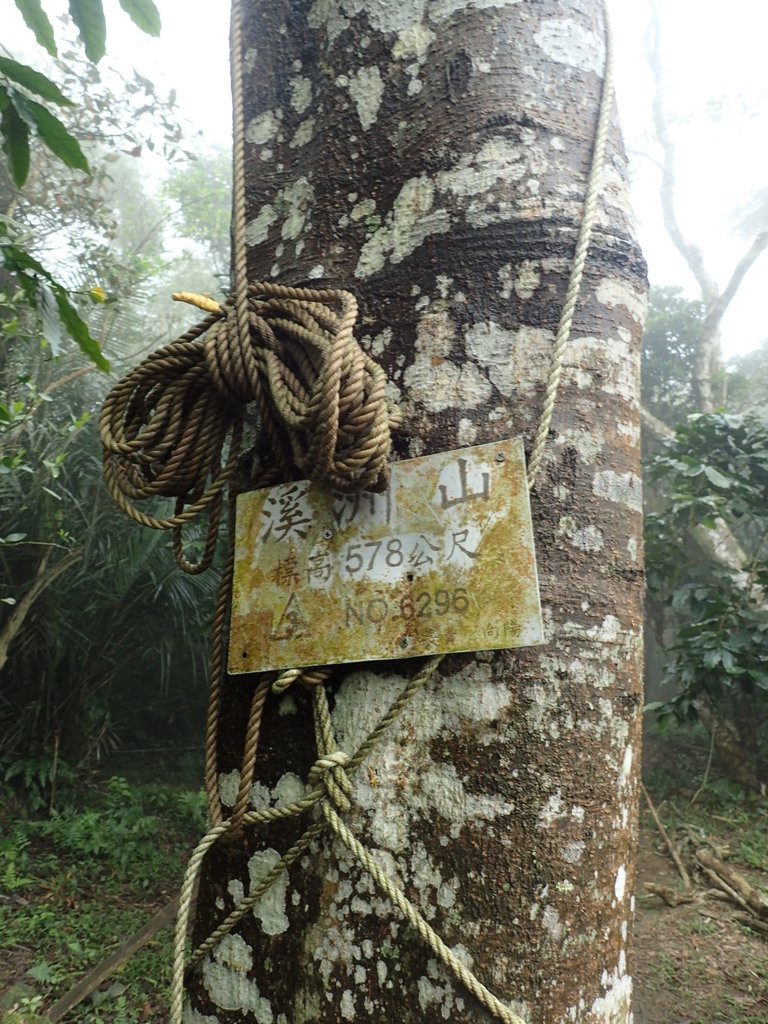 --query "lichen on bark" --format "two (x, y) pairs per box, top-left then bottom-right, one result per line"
(187, 1), (647, 1021)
